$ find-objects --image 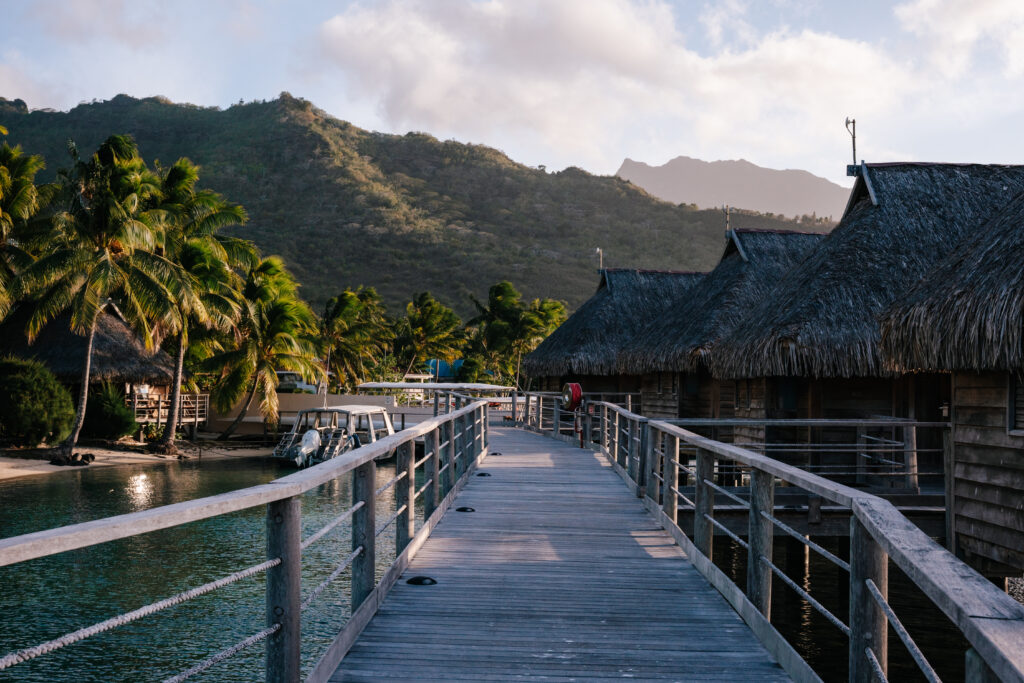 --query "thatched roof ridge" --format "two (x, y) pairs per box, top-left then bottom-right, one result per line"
(617, 228), (823, 374)
(522, 269), (705, 377)
(880, 189), (1024, 371)
(712, 163), (1024, 379)
(0, 307), (175, 384)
